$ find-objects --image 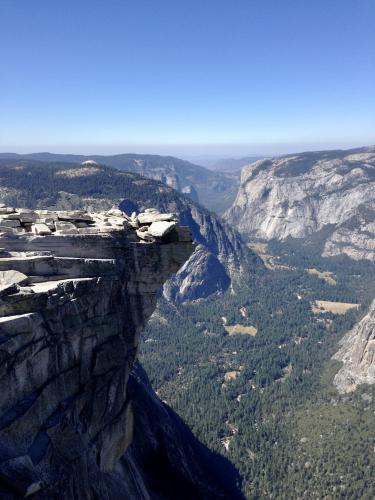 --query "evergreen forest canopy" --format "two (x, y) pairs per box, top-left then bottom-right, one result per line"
(141, 239), (375, 498)
(0, 153), (239, 214)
